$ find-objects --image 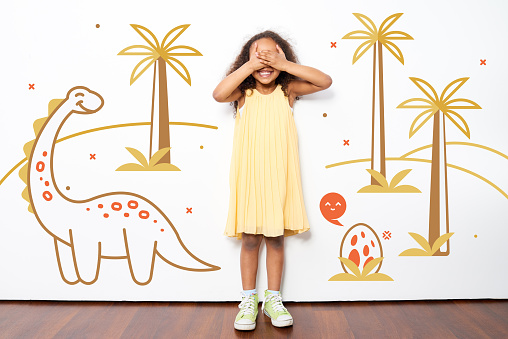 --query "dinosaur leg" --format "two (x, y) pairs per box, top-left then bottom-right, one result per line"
(54, 238), (79, 285)
(123, 228), (157, 285)
(69, 229), (102, 285)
